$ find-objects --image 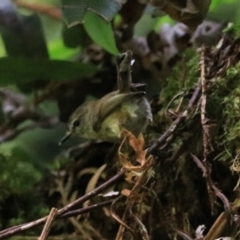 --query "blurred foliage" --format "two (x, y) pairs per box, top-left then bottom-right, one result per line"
(0, 148), (48, 228)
